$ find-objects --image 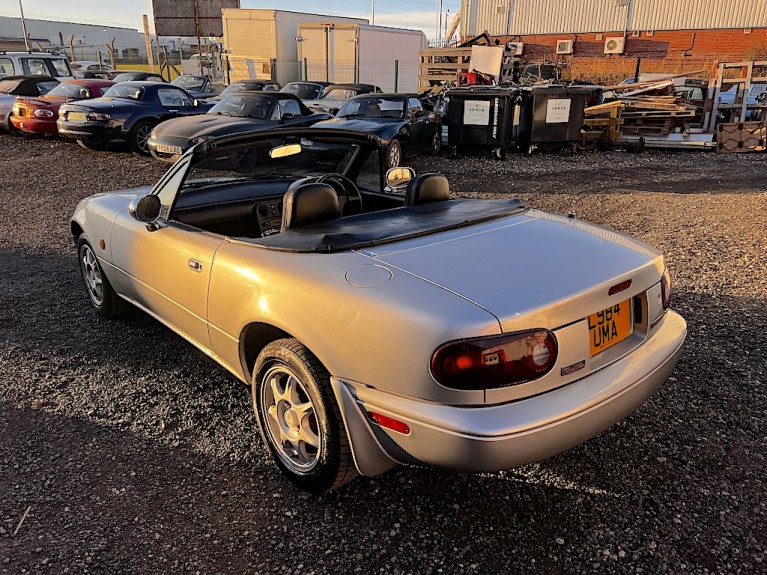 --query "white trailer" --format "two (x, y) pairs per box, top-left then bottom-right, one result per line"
(222, 9), (367, 85)
(297, 23), (427, 93)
